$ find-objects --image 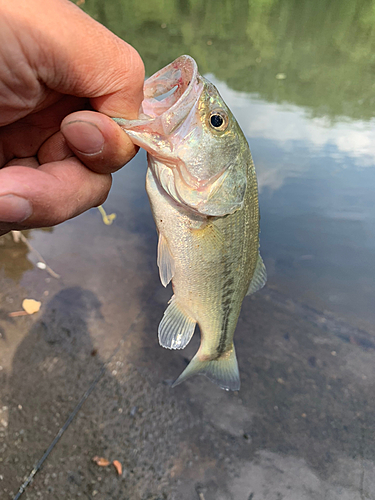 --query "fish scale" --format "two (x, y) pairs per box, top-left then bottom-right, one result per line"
(115, 55), (266, 390)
